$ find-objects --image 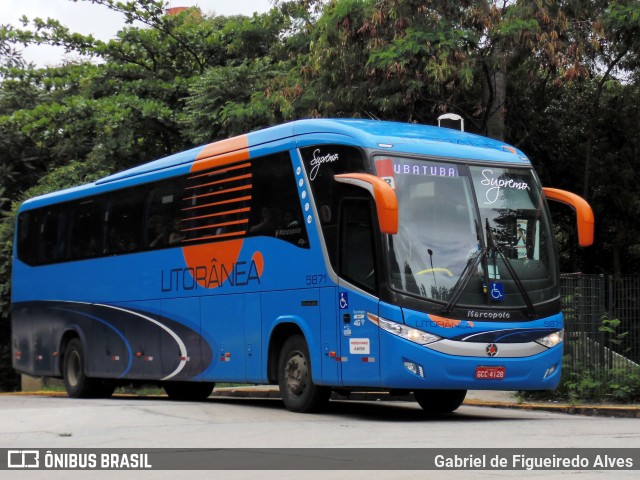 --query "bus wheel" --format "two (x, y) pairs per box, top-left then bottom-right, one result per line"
(278, 335), (330, 413)
(63, 339), (115, 398)
(414, 389), (467, 414)
(164, 381), (215, 401)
